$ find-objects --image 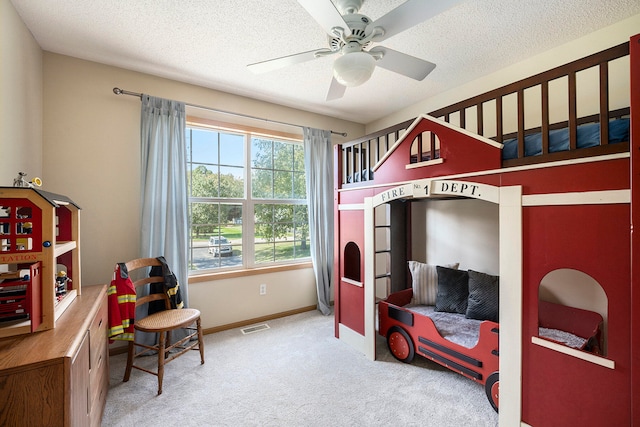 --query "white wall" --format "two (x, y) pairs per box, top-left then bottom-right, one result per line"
(412, 199), (499, 275)
(193, 267), (318, 329)
(0, 0), (43, 185)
